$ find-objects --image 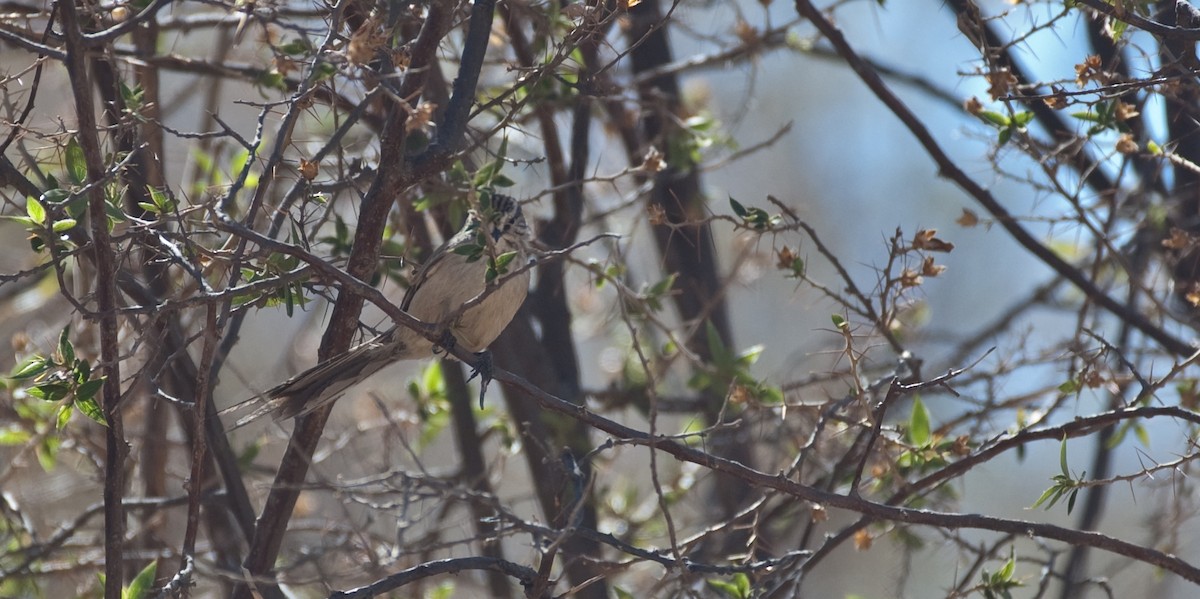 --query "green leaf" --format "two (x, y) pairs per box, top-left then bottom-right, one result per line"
(784, 255), (804, 278)
(686, 114), (715, 132)
(0, 424), (32, 445)
(76, 396), (107, 426)
(908, 396), (931, 447)
(312, 60), (337, 82)
(426, 581), (455, 599)
(706, 579), (743, 599)
(26, 196), (46, 225)
(1057, 378), (1080, 394)
(473, 138), (509, 190)
(279, 38), (311, 56)
(236, 439), (262, 470)
(43, 187), (69, 203)
(447, 161), (469, 185)
(1011, 111), (1034, 127)
(58, 327), (74, 365)
(257, 70), (286, 91)
(76, 378), (105, 403)
(62, 192), (87, 219)
(52, 218), (77, 232)
(495, 136), (509, 164)
(1134, 423), (1150, 447)
(704, 321), (733, 367)
(997, 550), (1015, 580)
(733, 572), (750, 596)
(123, 559), (157, 599)
(28, 382), (71, 402)
(1031, 485), (1061, 510)
(647, 273), (677, 299)
(65, 137), (87, 185)
(120, 82), (145, 111)
(735, 344), (764, 367)
(1059, 436), (1069, 477)
(452, 242), (483, 258)
(36, 436), (60, 471)
(147, 186), (174, 212)
(977, 110), (1010, 127)
(831, 314), (847, 329)
(10, 356), (51, 380)
(492, 250), (517, 274)
(474, 163), (500, 189)
(73, 359), (92, 384)
(105, 200), (127, 225)
(729, 197), (748, 217)
(421, 361), (445, 396)
(55, 404), (72, 429)
(706, 573), (751, 599)
(758, 384), (785, 404)
(230, 148), (250, 176)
